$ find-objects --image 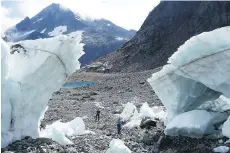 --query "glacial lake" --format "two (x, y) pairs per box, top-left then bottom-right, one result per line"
(63, 81), (96, 87)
